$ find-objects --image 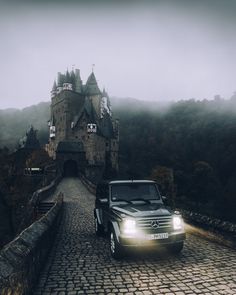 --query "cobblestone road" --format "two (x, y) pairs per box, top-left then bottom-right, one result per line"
(34, 178), (236, 295)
